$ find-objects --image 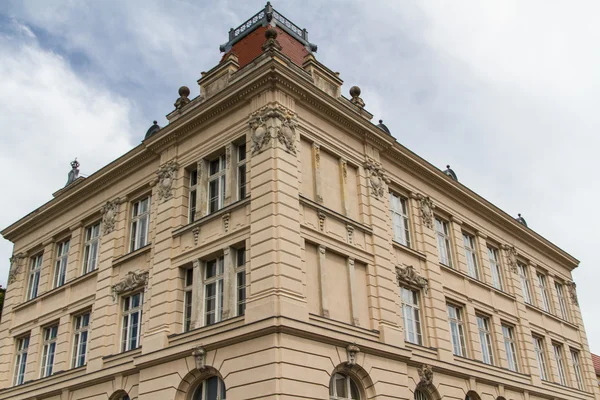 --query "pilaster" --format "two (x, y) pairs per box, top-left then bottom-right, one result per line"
(317, 245), (329, 318)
